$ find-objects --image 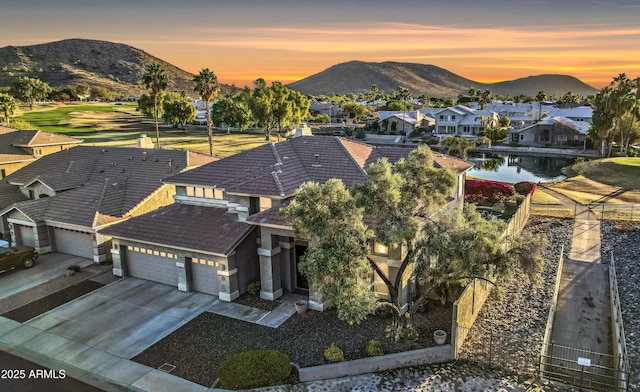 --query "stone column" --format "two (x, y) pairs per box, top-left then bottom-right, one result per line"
(176, 257), (193, 292)
(218, 252), (239, 301)
(111, 242), (127, 277)
(259, 232), (283, 300)
(279, 237), (294, 292)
